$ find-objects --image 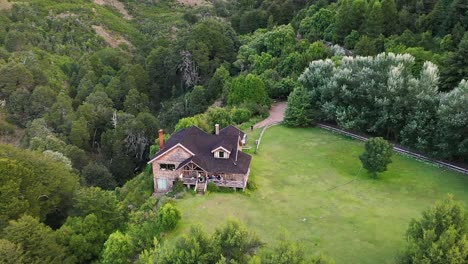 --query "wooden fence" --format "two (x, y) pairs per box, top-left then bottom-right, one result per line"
(317, 123), (468, 175)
